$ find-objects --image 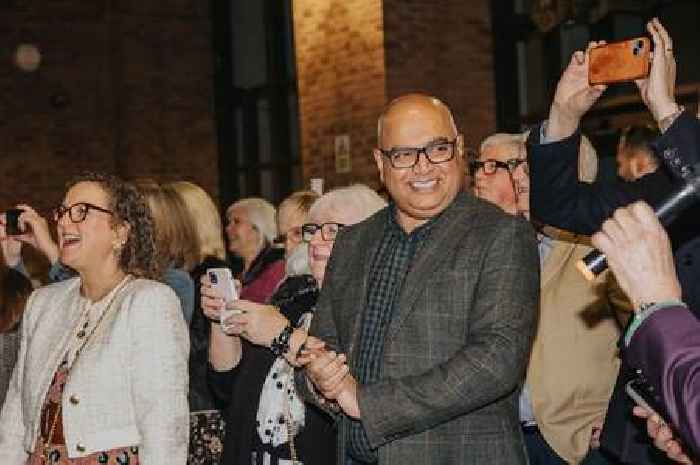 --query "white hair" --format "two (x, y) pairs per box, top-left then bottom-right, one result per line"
(479, 133), (526, 157)
(228, 197), (277, 248)
(285, 242), (311, 276)
(308, 184), (387, 225)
